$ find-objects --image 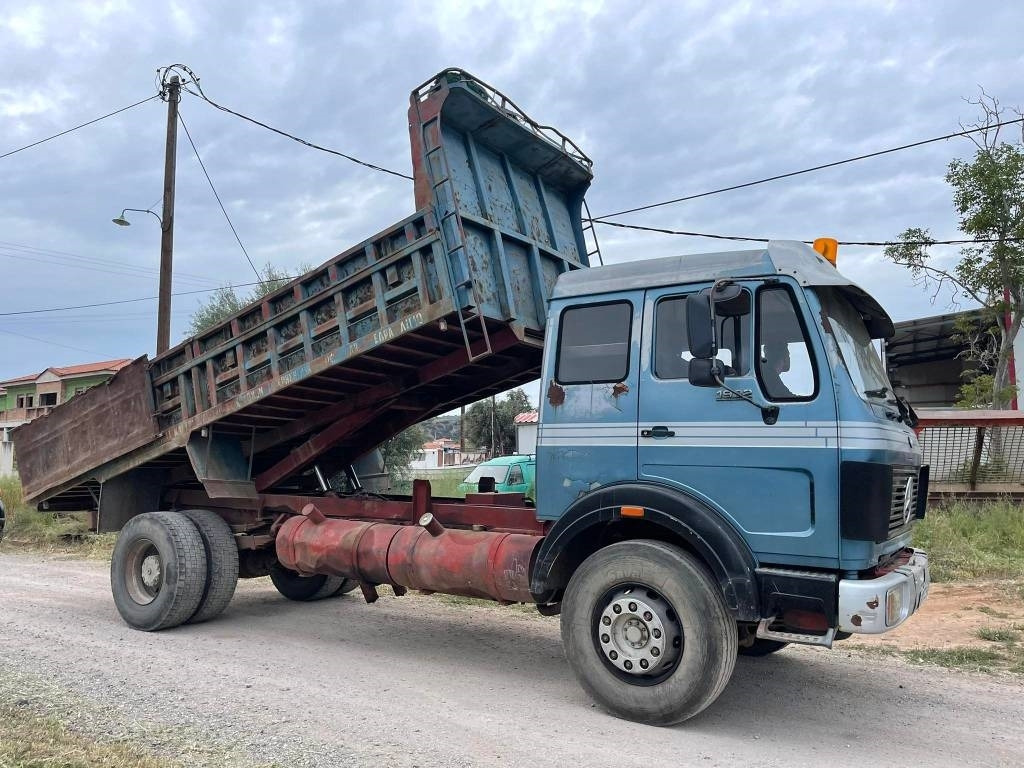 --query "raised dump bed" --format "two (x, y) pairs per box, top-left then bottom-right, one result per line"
(14, 69), (595, 526)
